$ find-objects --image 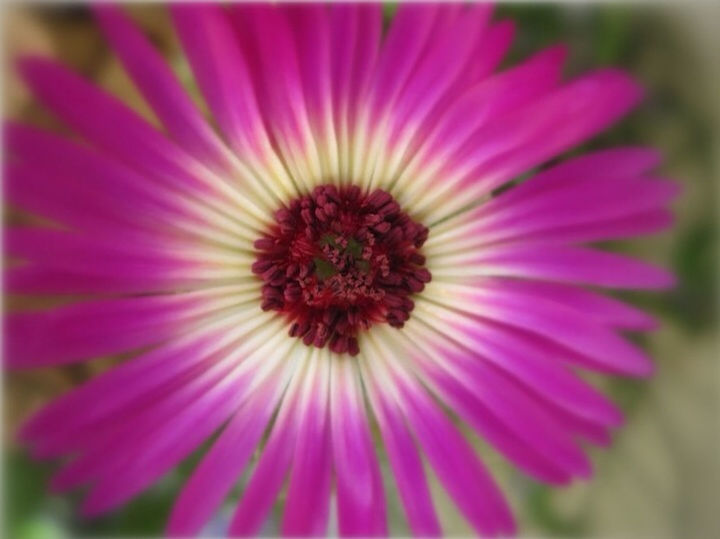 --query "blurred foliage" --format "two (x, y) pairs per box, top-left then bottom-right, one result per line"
(668, 220), (717, 332)
(4, 452), (61, 539)
(3, 3), (718, 538)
